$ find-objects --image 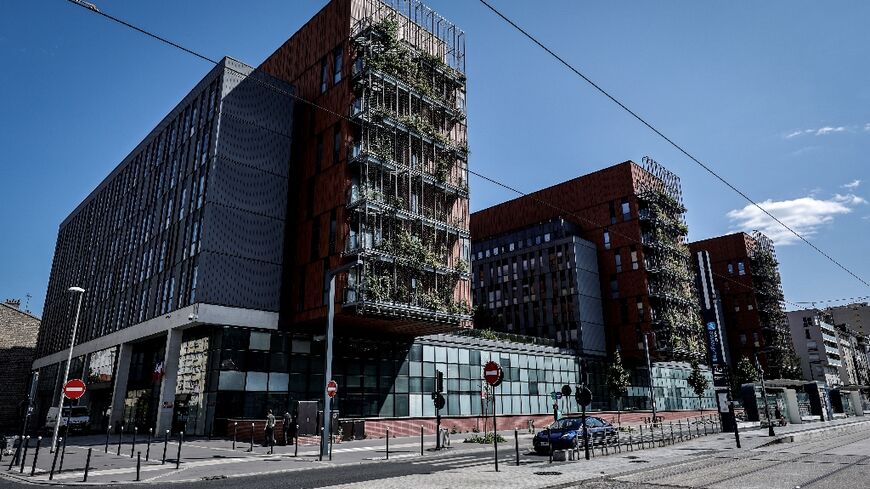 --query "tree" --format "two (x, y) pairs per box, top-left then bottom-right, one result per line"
(732, 356), (758, 395)
(686, 360), (710, 413)
(606, 351), (630, 425)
